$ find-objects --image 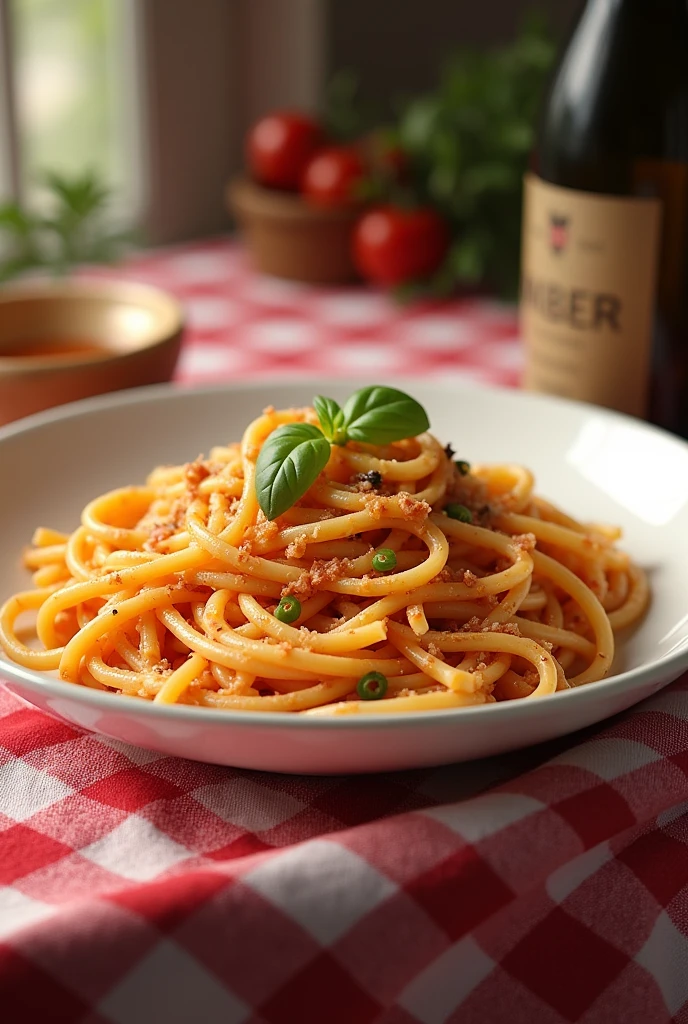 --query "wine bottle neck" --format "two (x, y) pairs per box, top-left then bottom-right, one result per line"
(577, 0), (688, 41)
(587, 0), (686, 11)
